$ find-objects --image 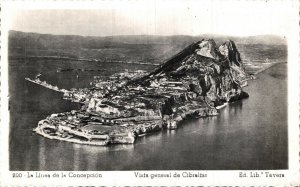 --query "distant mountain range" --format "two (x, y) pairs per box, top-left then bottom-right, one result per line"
(9, 30), (286, 49)
(8, 30), (287, 64)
